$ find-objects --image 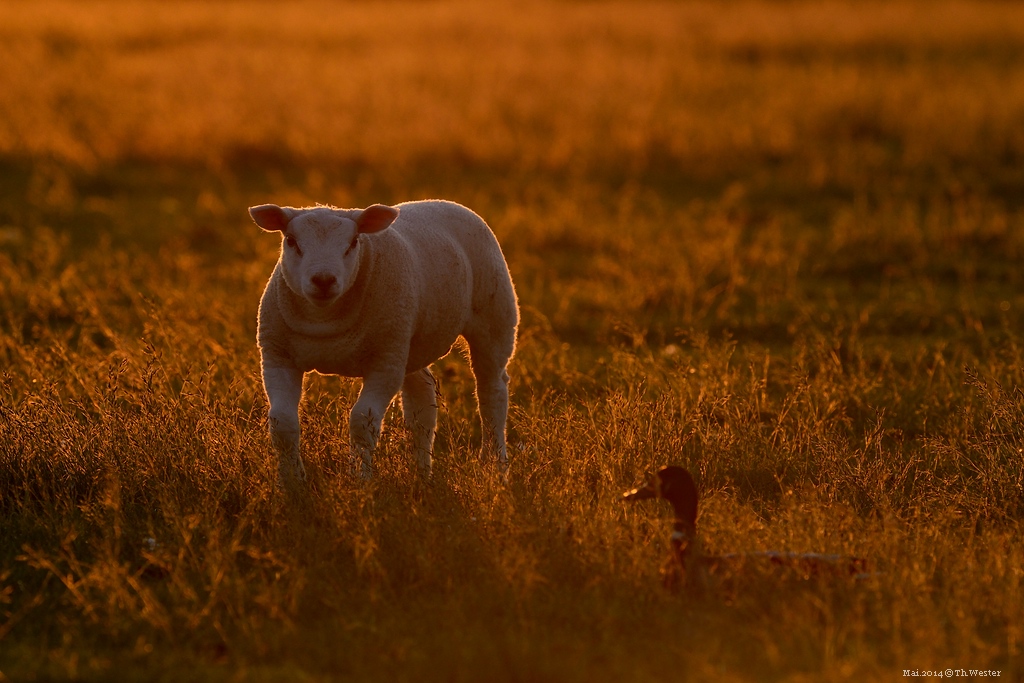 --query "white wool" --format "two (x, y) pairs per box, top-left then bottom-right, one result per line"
(248, 199), (518, 488)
